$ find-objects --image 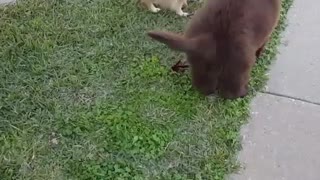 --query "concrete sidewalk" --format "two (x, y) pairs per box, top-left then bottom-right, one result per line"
(0, 0), (15, 5)
(230, 0), (320, 179)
